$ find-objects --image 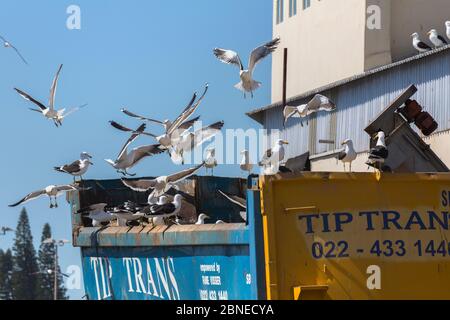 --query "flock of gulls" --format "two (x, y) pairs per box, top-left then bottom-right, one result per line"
(411, 22), (450, 53)
(4, 32), (392, 227)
